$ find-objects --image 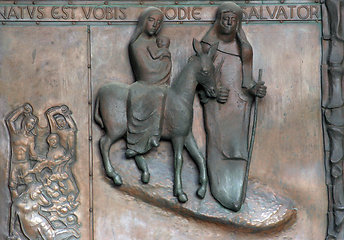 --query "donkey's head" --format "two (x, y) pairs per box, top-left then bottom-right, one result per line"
(192, 38), (218, 98)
